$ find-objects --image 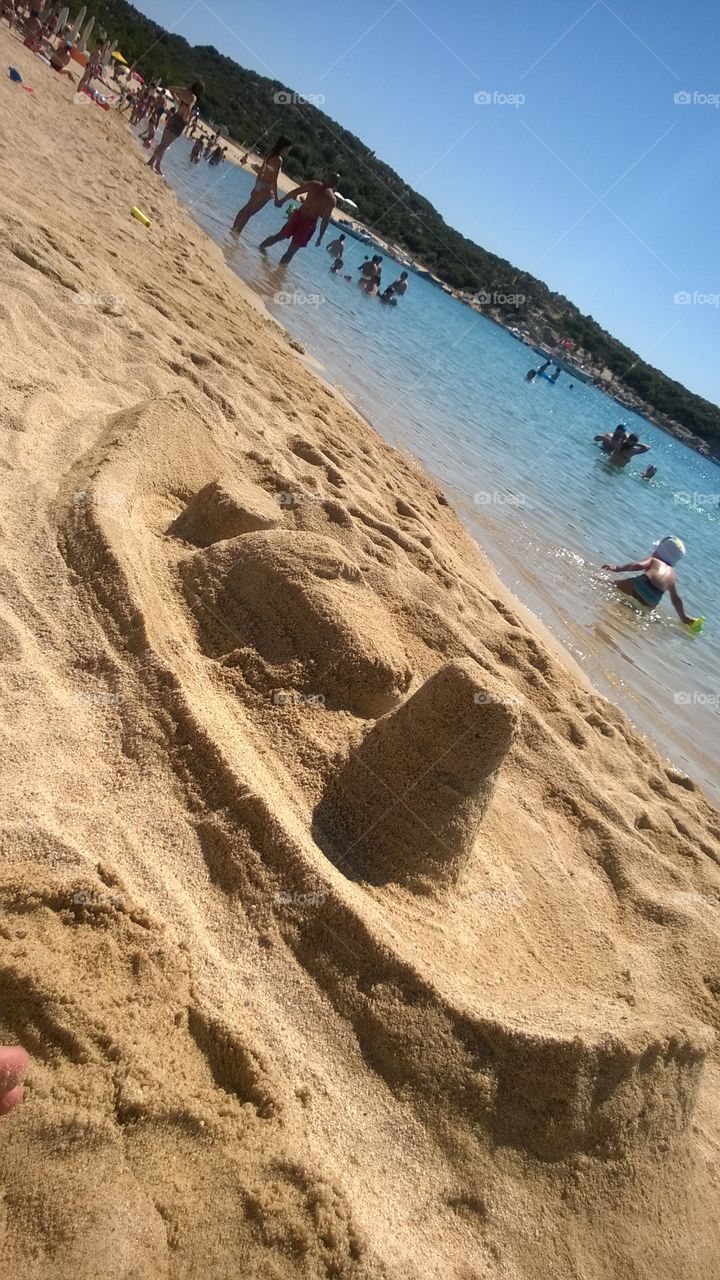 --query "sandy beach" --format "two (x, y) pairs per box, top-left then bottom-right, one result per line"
(2, 27), (720, 1280)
